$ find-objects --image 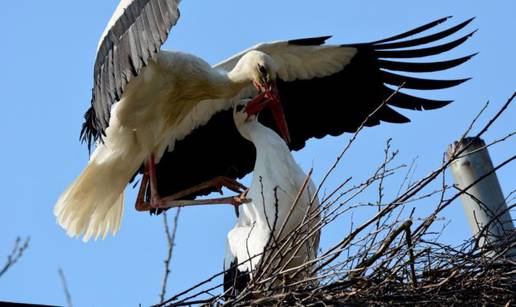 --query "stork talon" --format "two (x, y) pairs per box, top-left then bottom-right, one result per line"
(241, 188), (250, 199)
(233, 204), (240, 218)
(135, 168), (250, 212)
(150, 198), (161, 209)
(212, 176), (247, 194)
(230, 196), (251, 206)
